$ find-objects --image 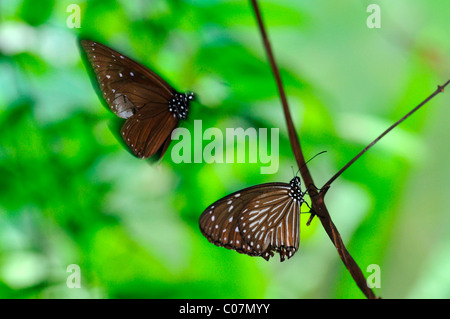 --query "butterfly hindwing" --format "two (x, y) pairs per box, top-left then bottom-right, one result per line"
(120, 104), (178, 159)
(238, 187), (300, 261)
